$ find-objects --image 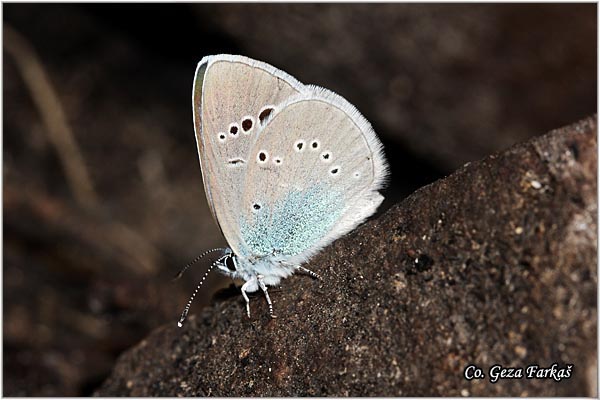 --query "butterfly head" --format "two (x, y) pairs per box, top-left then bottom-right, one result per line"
(215, 251), (240, 278)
